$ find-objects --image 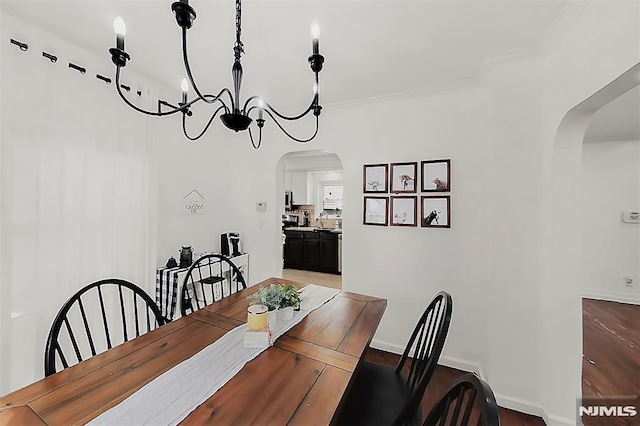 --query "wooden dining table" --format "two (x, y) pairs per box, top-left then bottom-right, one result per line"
(0, 277), (387, 425)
